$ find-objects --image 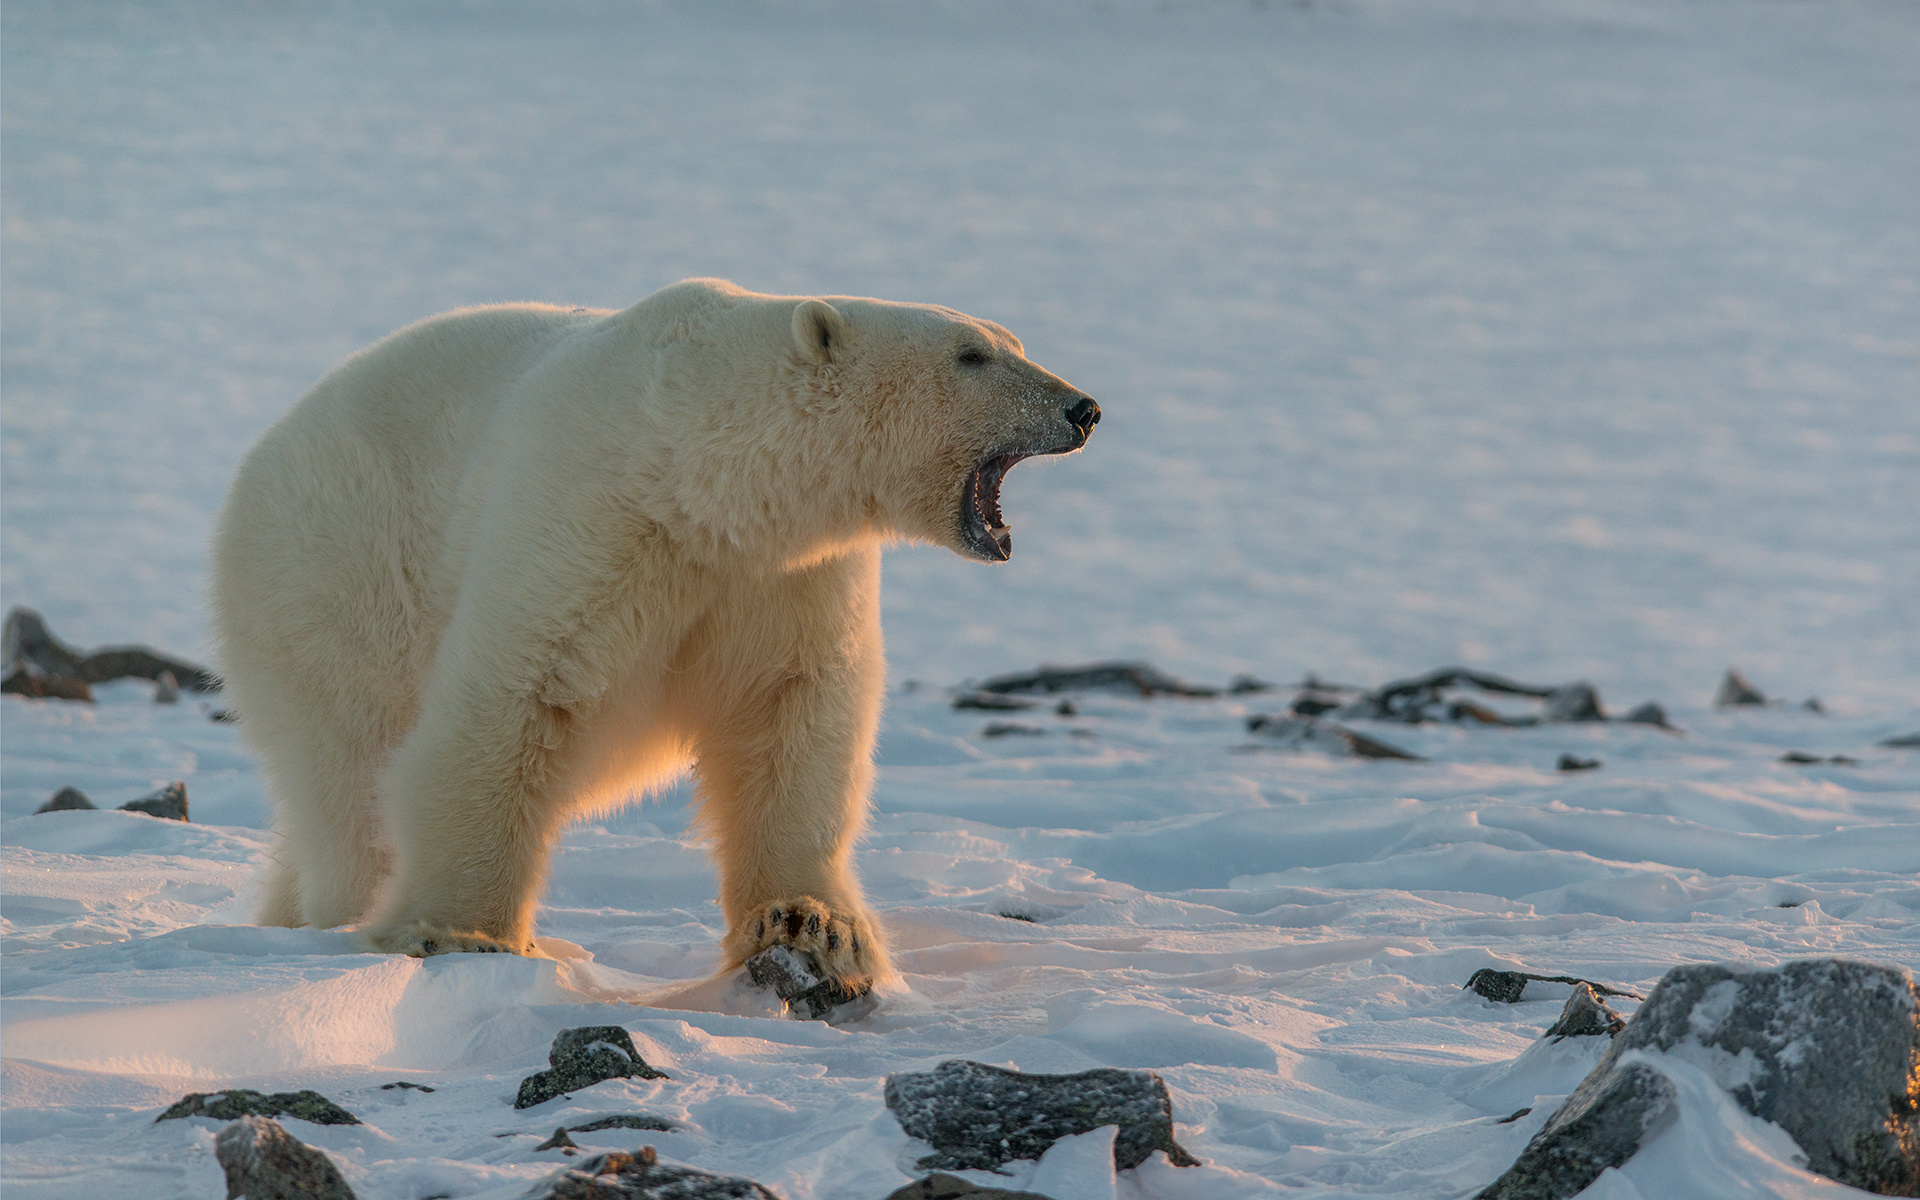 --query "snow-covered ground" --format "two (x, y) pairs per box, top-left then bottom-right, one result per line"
(3, 1), (1917, 1197)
